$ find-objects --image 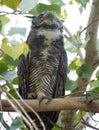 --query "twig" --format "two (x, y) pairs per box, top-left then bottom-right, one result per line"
(63, 25), (84, 62)
(0, 87), (34, 130)
(0, 75), (45, 130)
(65, 90), (97, 97)
(81, 117), (99, 130)
(17, 92), (46, 130)
(46, 116), (62, 129)
(89, 112), (99, 122)
(0, 10), (22, 16)
(1, 87), (39, 130)
(0, 49), (4, 58)
(79, 17), (99, 36)
(0, 85), (3, 130)
(63, 25), (72, 37)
